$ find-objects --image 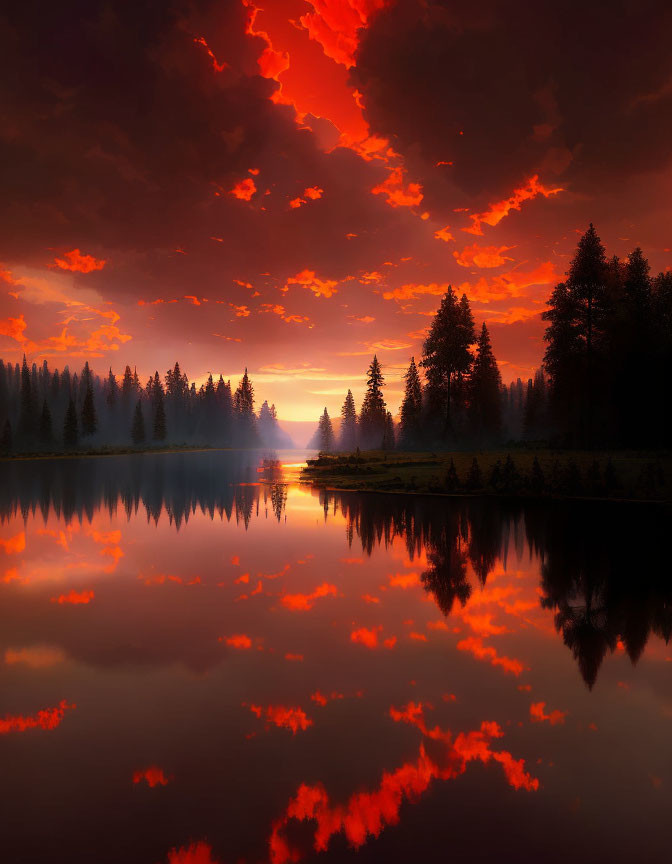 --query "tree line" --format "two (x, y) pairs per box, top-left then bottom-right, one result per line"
(0, 359), (290, 454)
(312, 224), (672, 451)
